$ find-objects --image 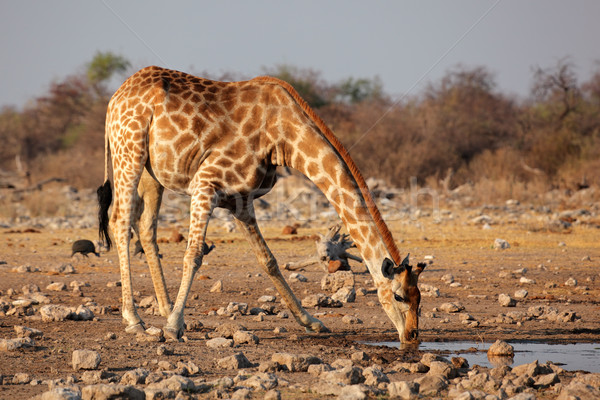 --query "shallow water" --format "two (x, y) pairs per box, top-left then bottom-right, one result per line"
(373, 341), (600, 373)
